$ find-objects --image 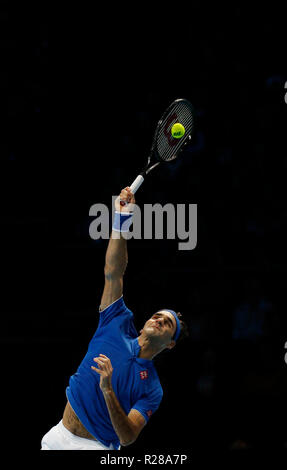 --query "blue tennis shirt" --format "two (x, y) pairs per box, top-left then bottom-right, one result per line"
(66, 296), (163, 450)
